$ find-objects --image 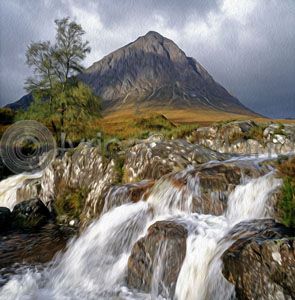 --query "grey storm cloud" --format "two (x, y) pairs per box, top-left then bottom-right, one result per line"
(0, 0), (294, 118)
